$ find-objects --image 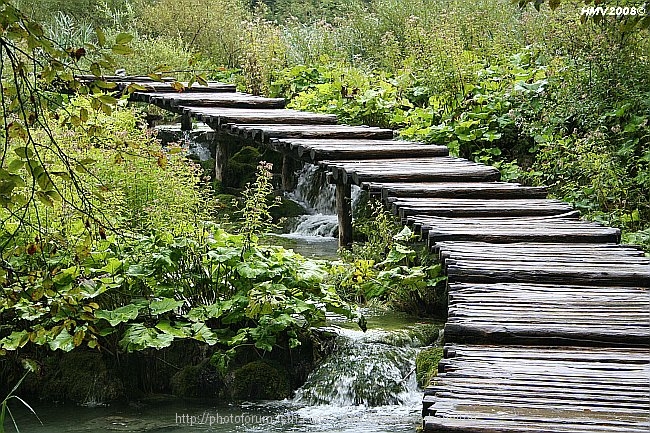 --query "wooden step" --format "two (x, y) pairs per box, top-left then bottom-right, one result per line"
(407, 216), (621, 244)
(434, 241), (647, 258)
(389, 198), (574, 219)
(445, 283), (650, 346)
(423, 345), (650, 433)
(149, 92), (286, 109)
(223, 124), (395, 142)
(129, 81), (236, 93)
(321, 157), (501, 185)
(269, 138), (448, 161)
(186, 107), (337, 126)
(366, 181), (548, 200)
